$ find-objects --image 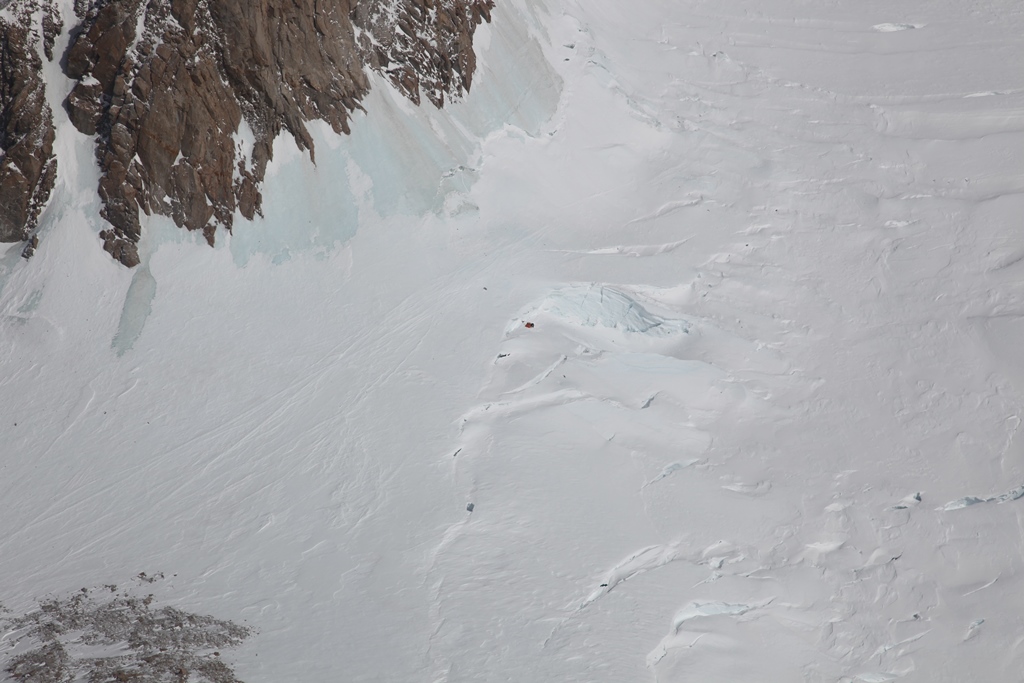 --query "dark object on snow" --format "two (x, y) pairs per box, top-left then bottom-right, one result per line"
(466, 503), (475, 512)
(524, 322), (535, 329)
